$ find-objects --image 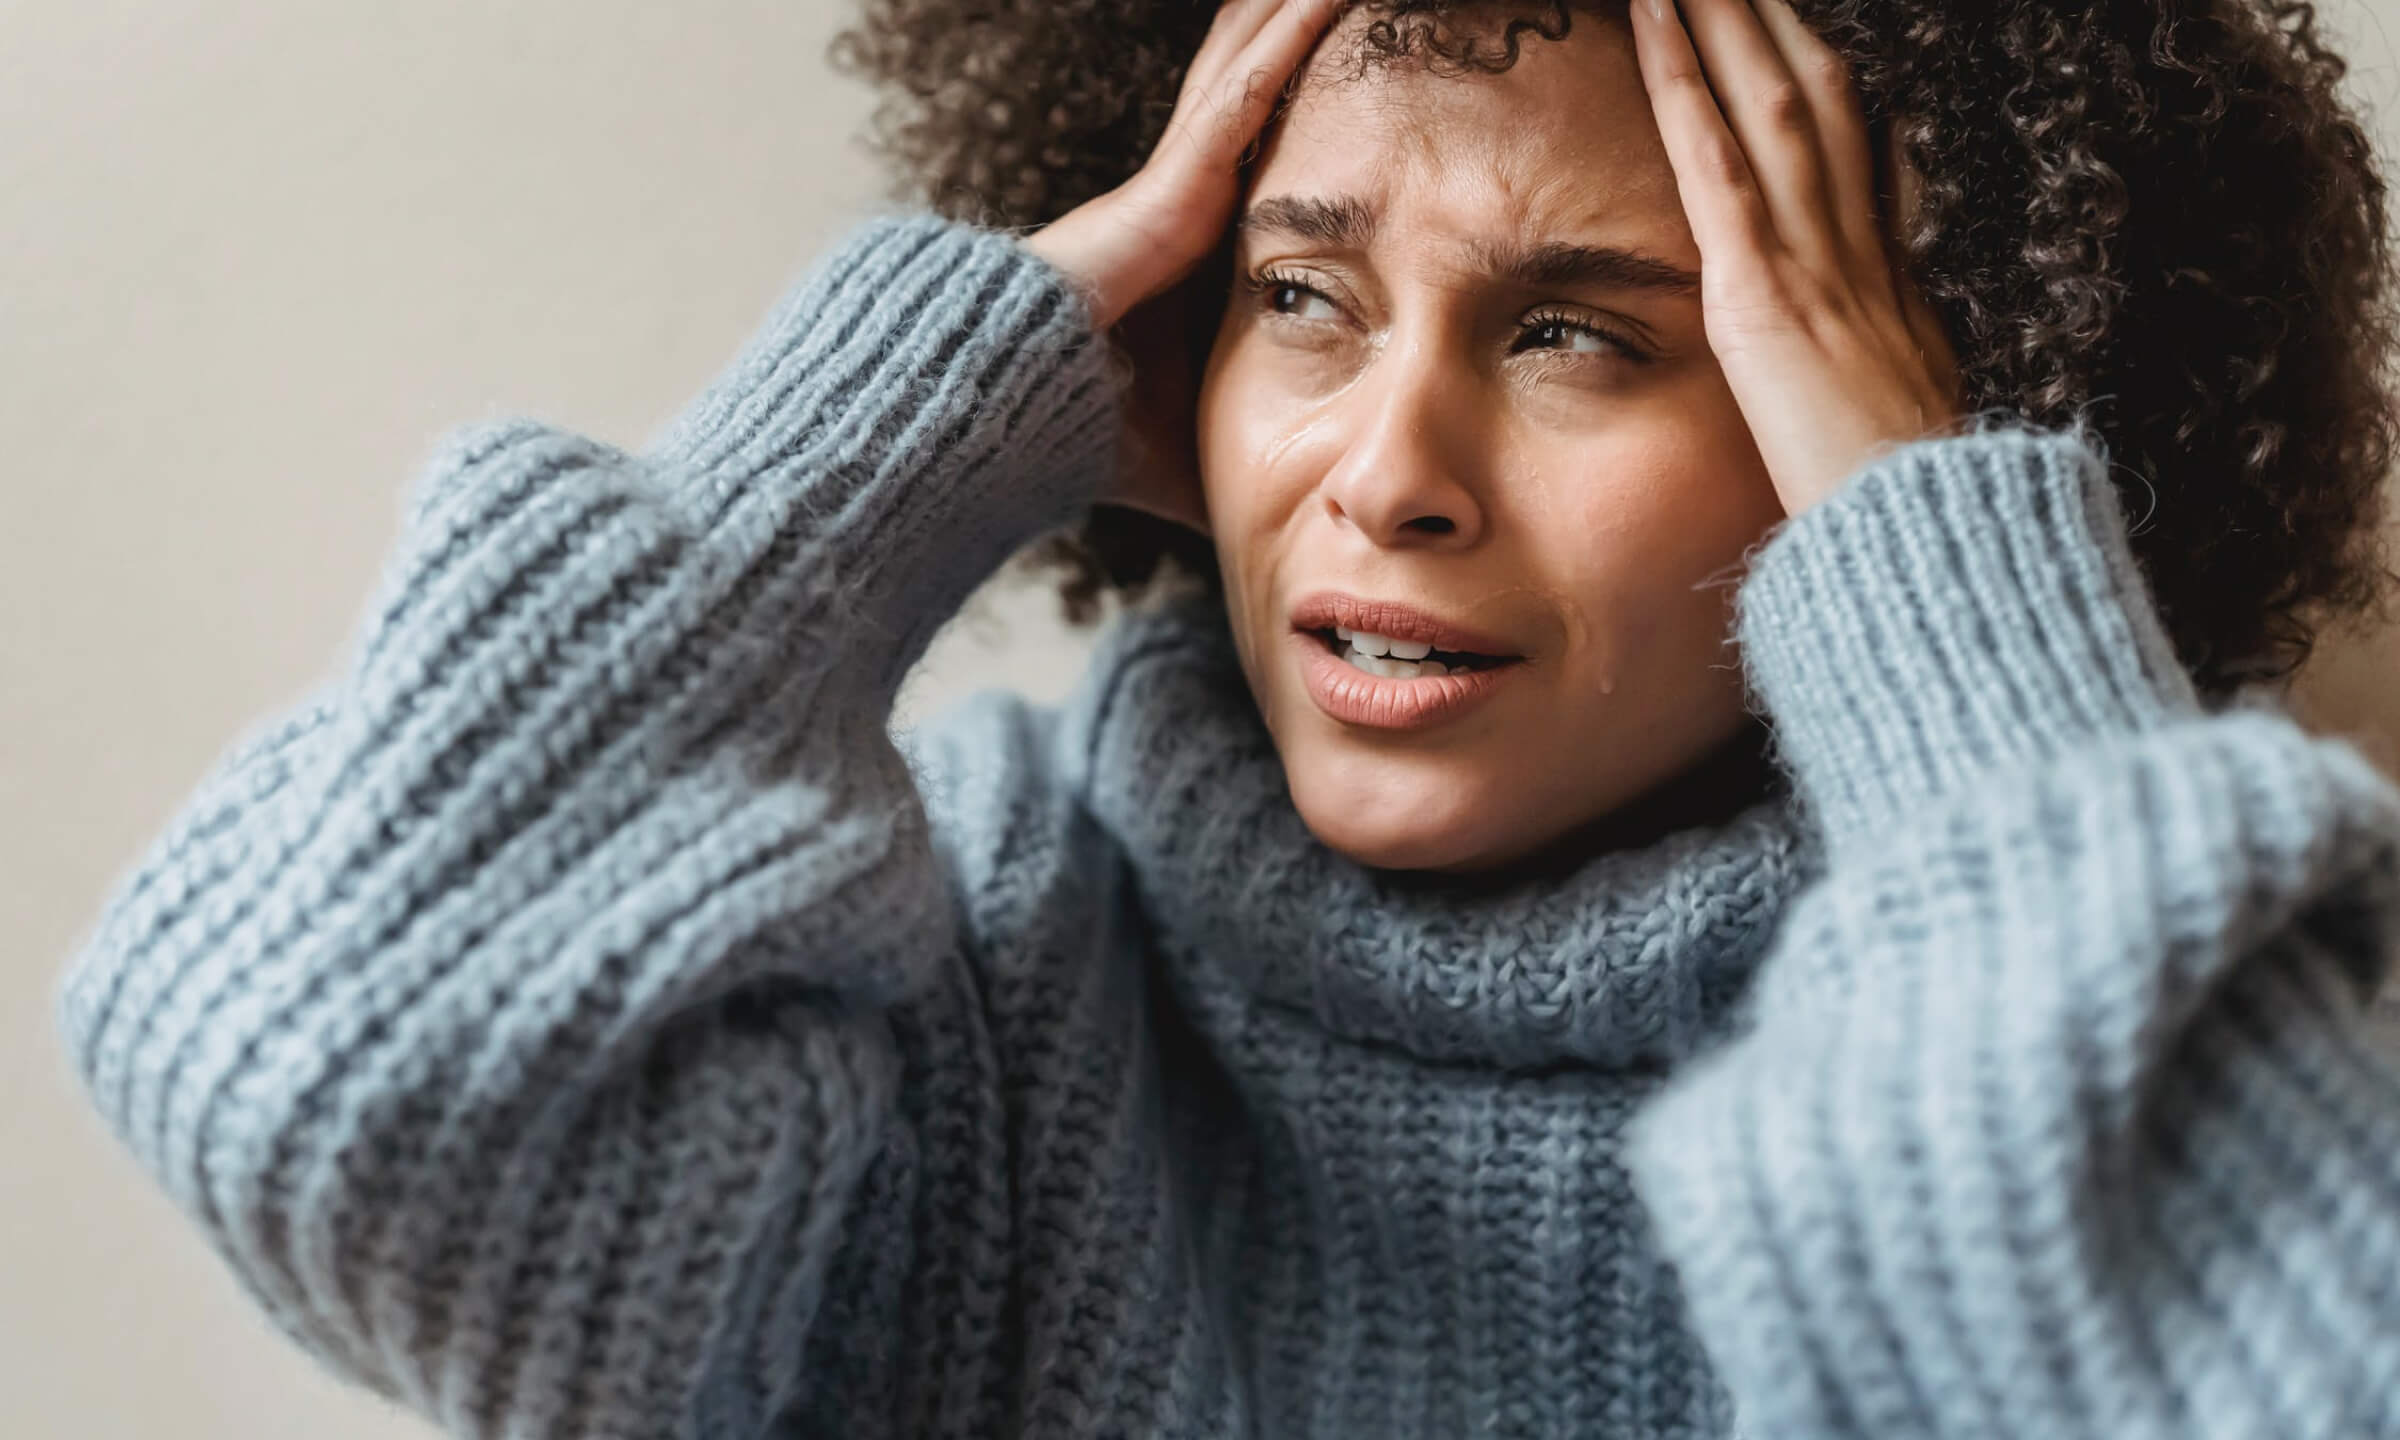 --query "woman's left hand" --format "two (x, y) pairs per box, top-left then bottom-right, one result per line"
(1631, 0), (1963, 517)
